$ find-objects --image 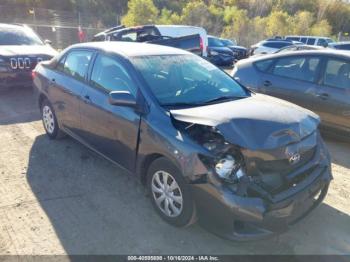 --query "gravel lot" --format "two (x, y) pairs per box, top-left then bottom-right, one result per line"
(0, 87), (349, 255)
